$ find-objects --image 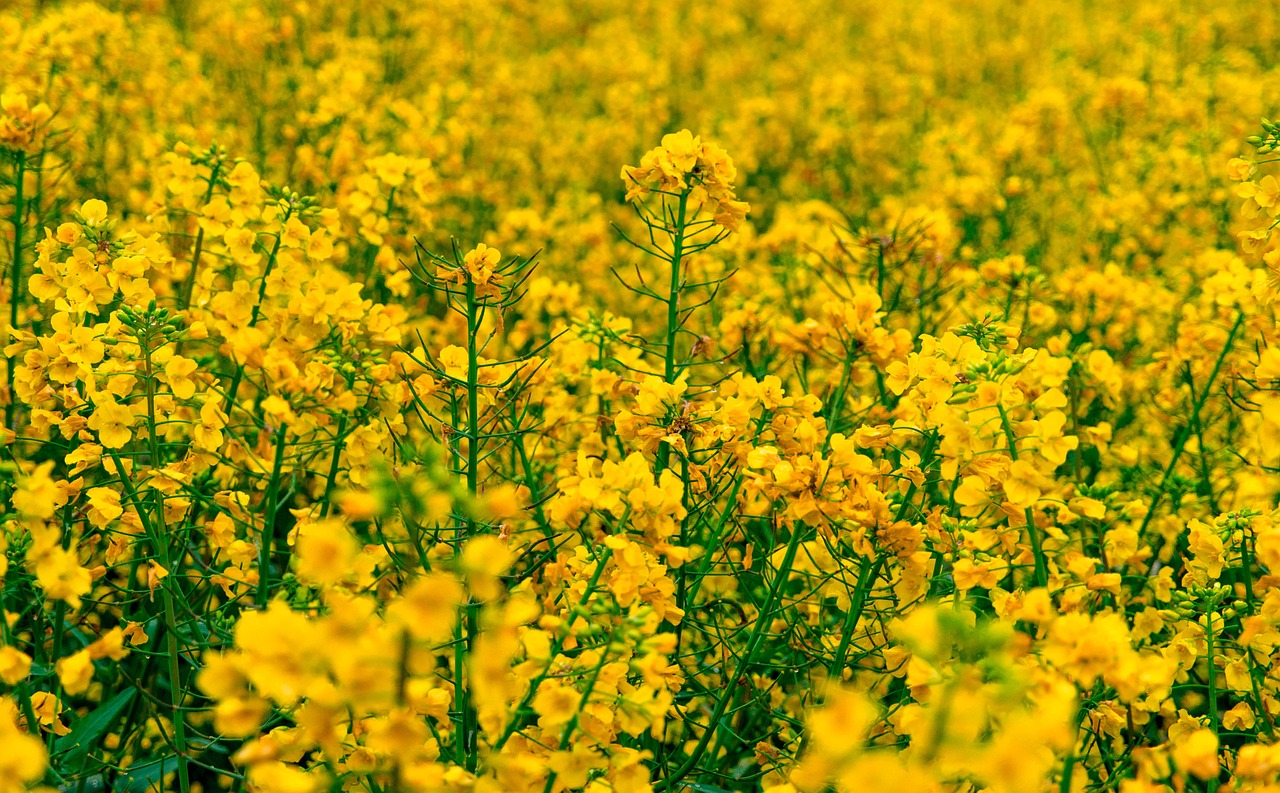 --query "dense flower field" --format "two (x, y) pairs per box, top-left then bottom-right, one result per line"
(7, 0), (1280, 791)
